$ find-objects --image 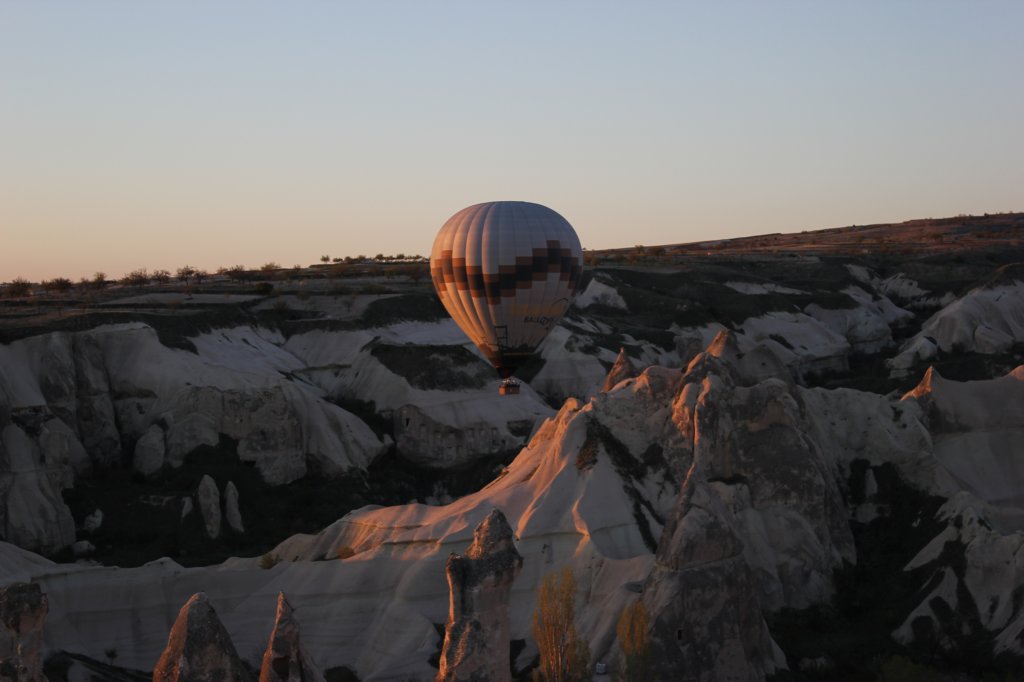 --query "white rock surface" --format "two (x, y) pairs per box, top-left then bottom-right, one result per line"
(0, 324), (387, 493)
(284, 322), (553, 467)
(574, 278), (628, 310)
(724, 281), (807, 295)
(891, 281), (1024, 373)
